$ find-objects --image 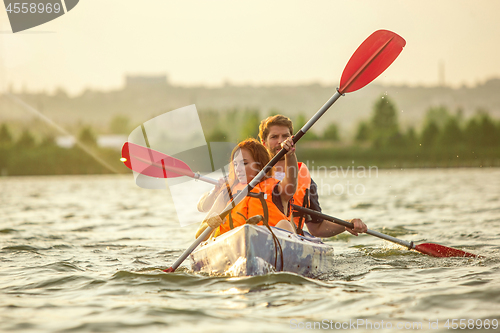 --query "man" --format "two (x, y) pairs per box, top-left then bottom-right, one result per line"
(258, 114), (367, 237)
